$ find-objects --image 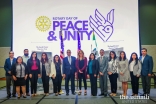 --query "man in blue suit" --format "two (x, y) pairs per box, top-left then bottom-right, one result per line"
(63, 49), (76, 95)
(4, 51), (16, 98)
(139, 48), (153, 96)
